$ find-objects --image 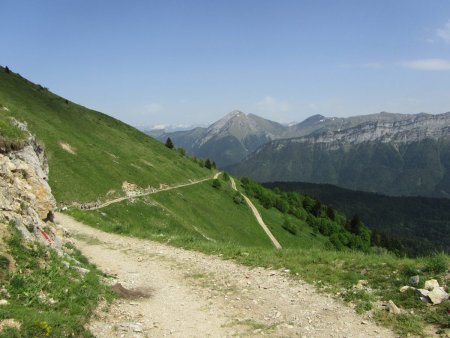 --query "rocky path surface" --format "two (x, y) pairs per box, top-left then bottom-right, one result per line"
(56, 212), (395, 338)
(86, 172), (221, 210)
(230, 178), (282, 250)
